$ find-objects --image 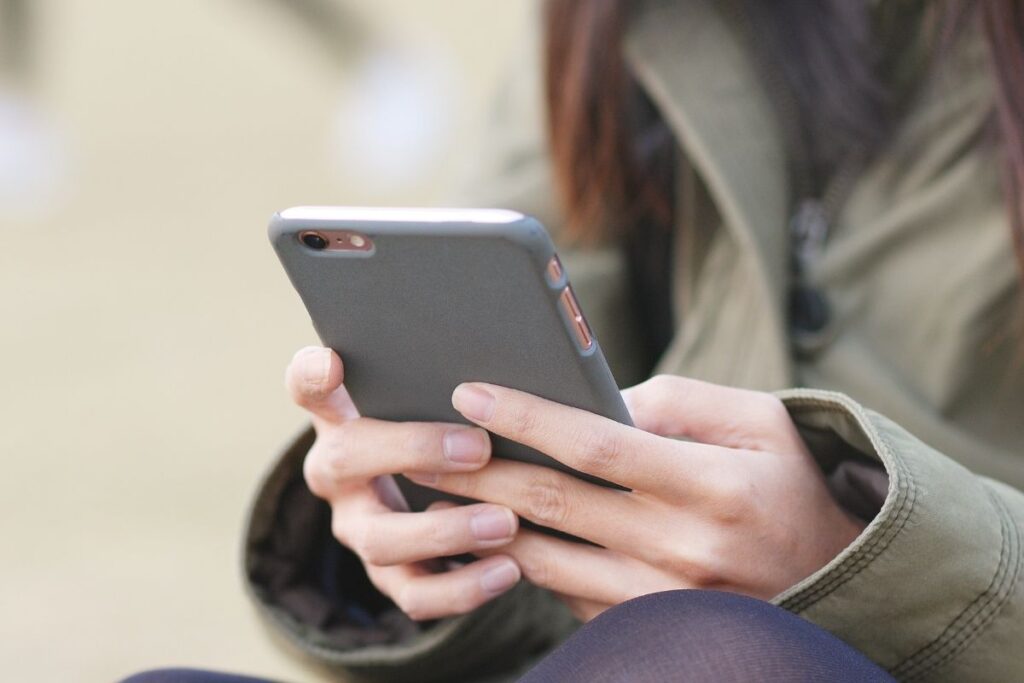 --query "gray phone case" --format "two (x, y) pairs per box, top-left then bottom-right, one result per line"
(269, 207), (632, 512)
